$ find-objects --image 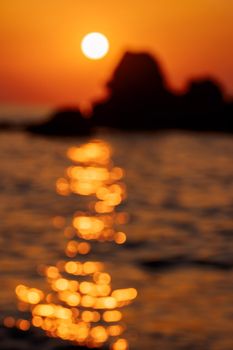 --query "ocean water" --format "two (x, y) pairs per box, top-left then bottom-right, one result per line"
(0, 130), (233, 349)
